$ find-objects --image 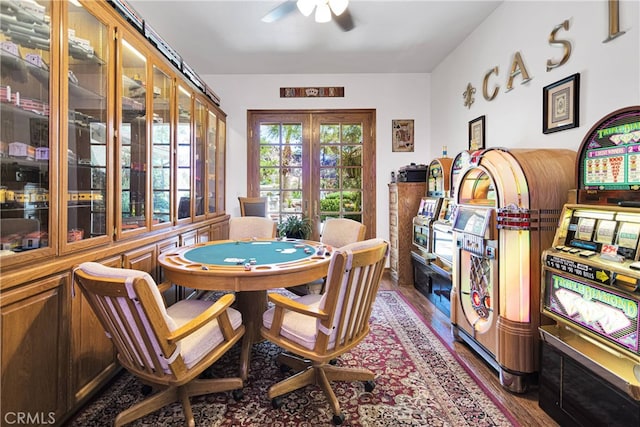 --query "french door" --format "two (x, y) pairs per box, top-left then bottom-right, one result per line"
(247, 109), (376, 241)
